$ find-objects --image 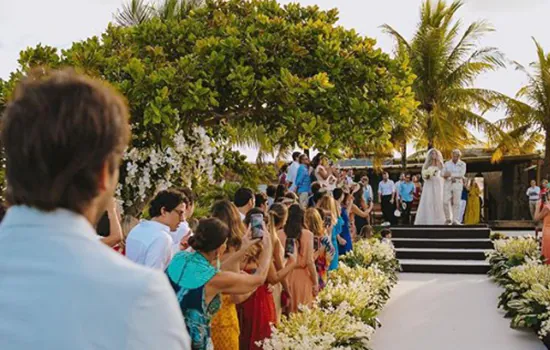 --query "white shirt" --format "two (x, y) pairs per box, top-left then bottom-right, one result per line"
(239, 211), (246, 221)
(443, 160), (467, 182)
(378, 180), (395, 196)
(287, 161), (300, 189)
(527, 186), (541, 201)
(0, 206), (190, 350)
(171, 221), (191, 255)
(126, 220), (174, 270)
